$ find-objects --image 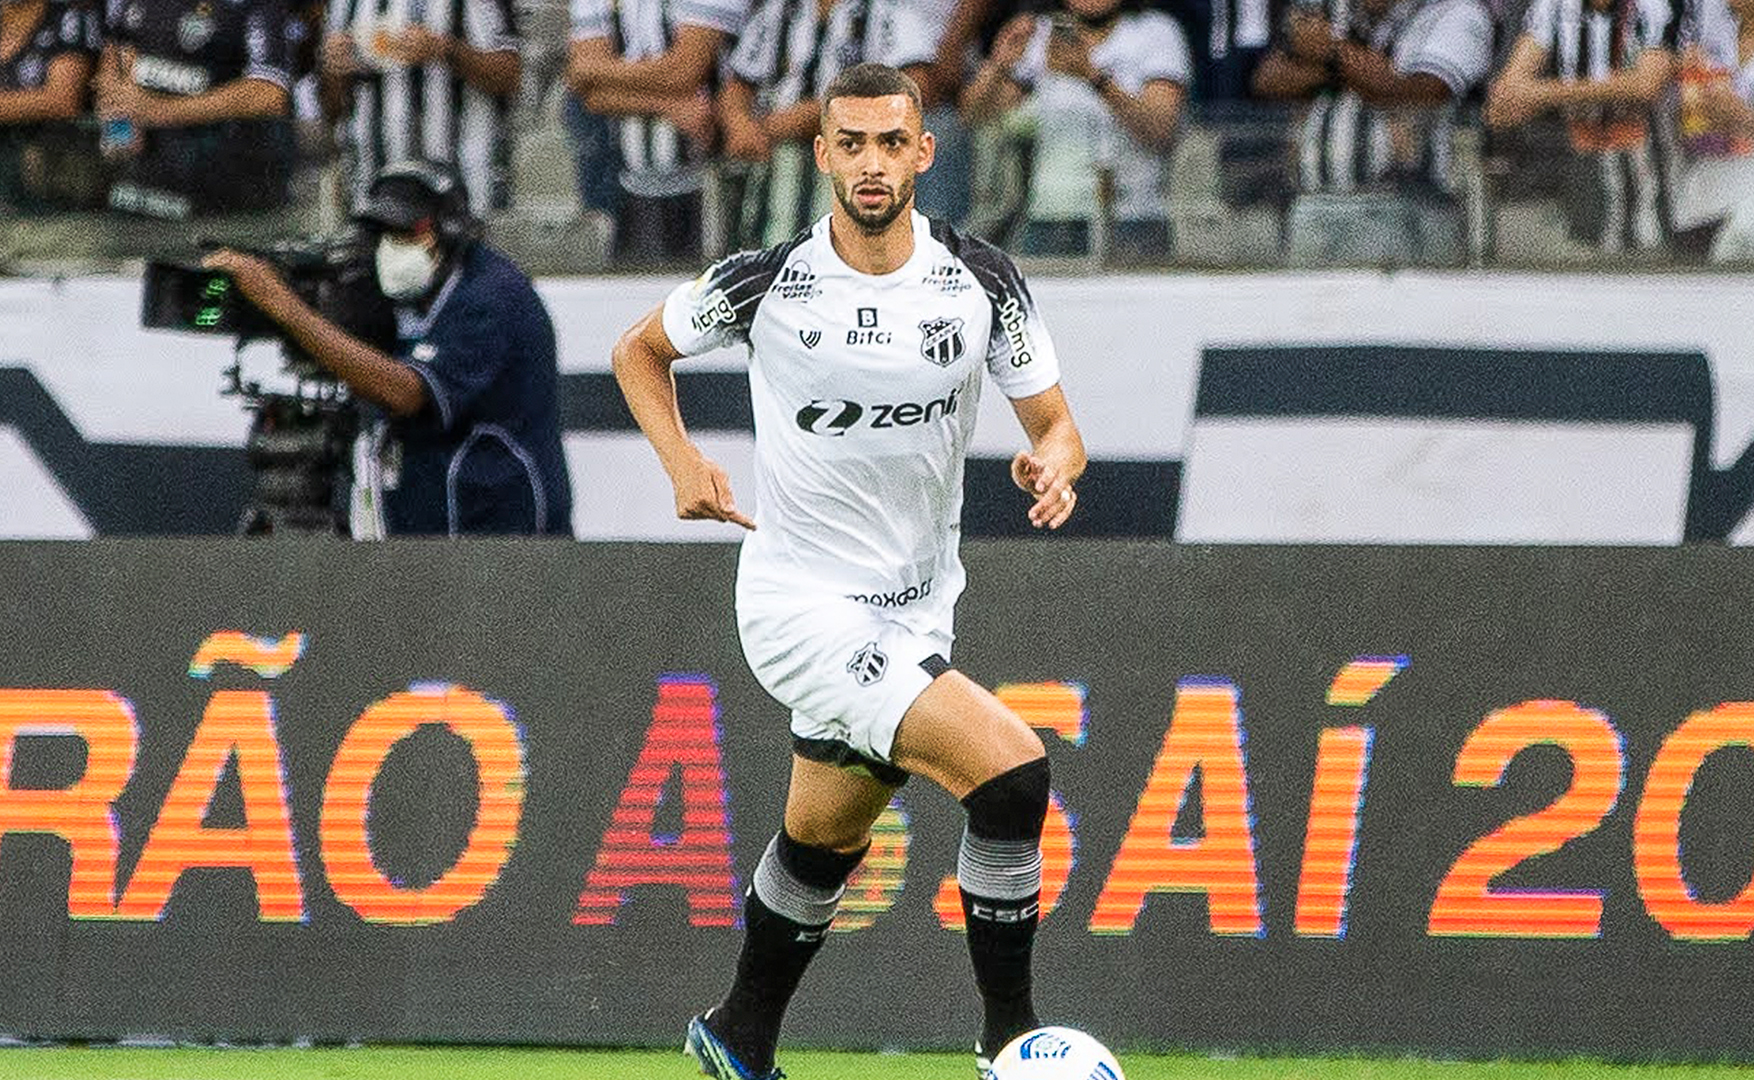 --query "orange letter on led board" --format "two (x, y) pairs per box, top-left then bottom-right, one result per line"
(1294, 726), (1372, 938)
(321, 685), (524, 925)
(575, 676), (739, 927)
(0, 690), (137, 918)
(115, 690), (301, 921)
(1635, 703), (1754, 941)
(1089, 679), (1263, 936)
